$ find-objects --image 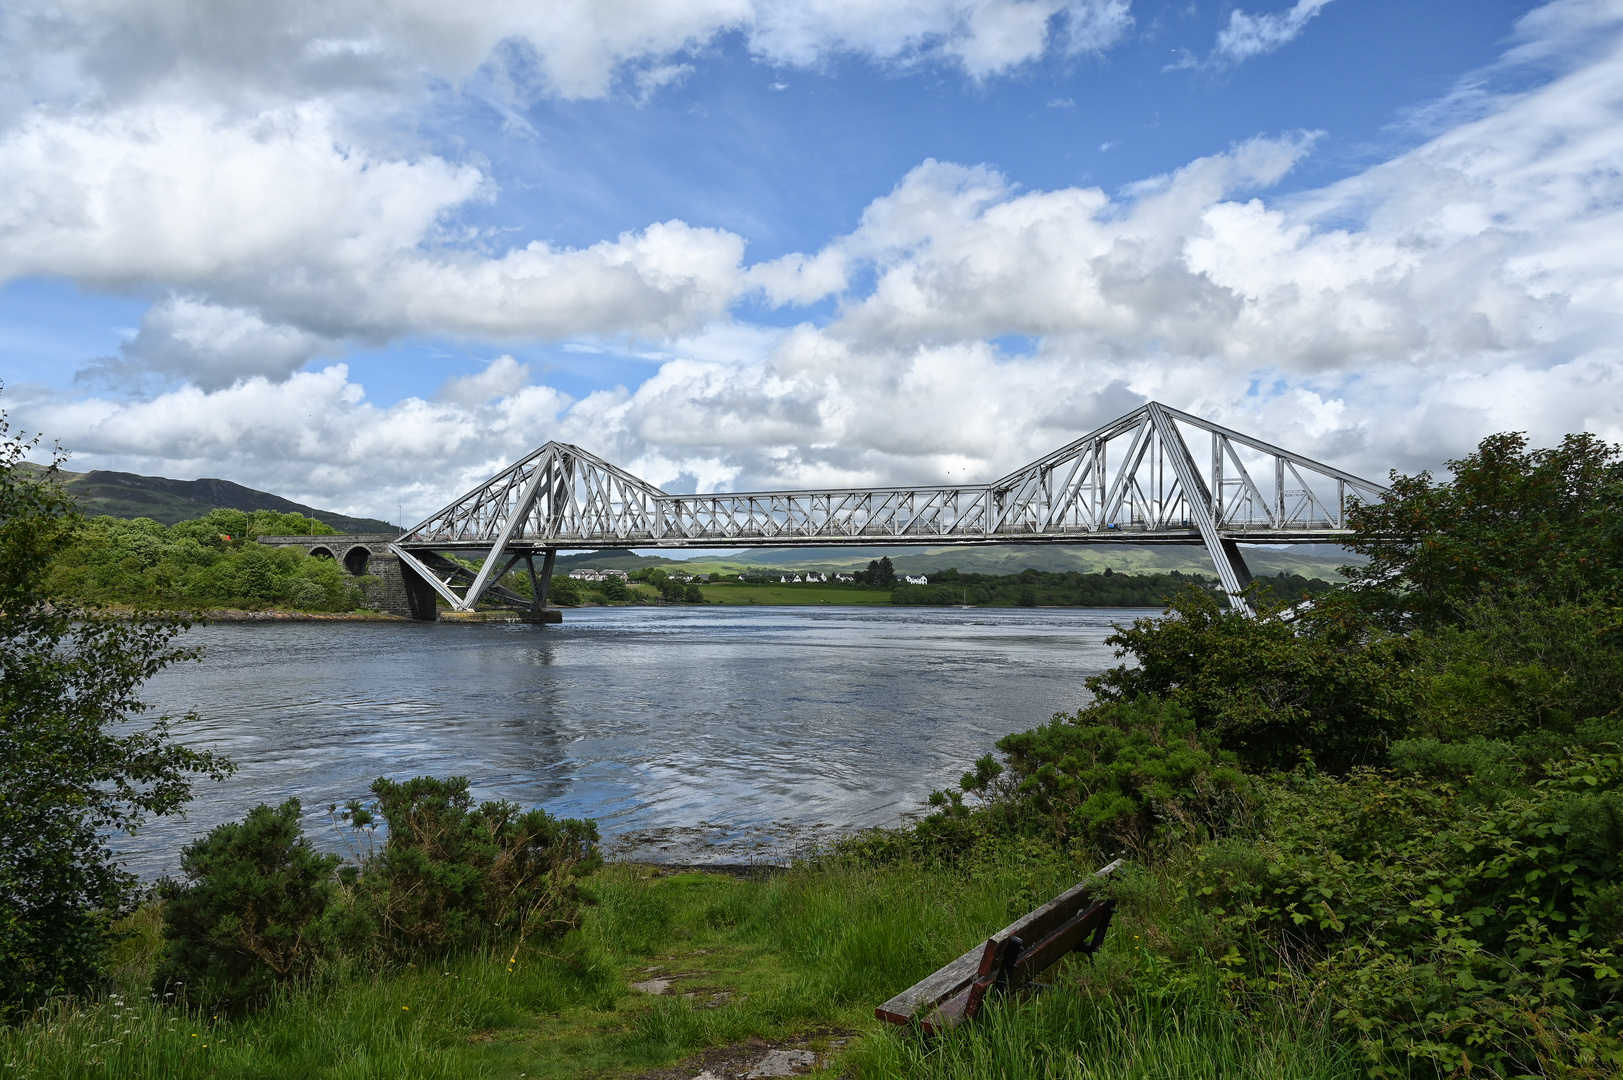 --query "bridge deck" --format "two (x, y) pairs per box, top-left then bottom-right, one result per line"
(397, 528), (1352, 552)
